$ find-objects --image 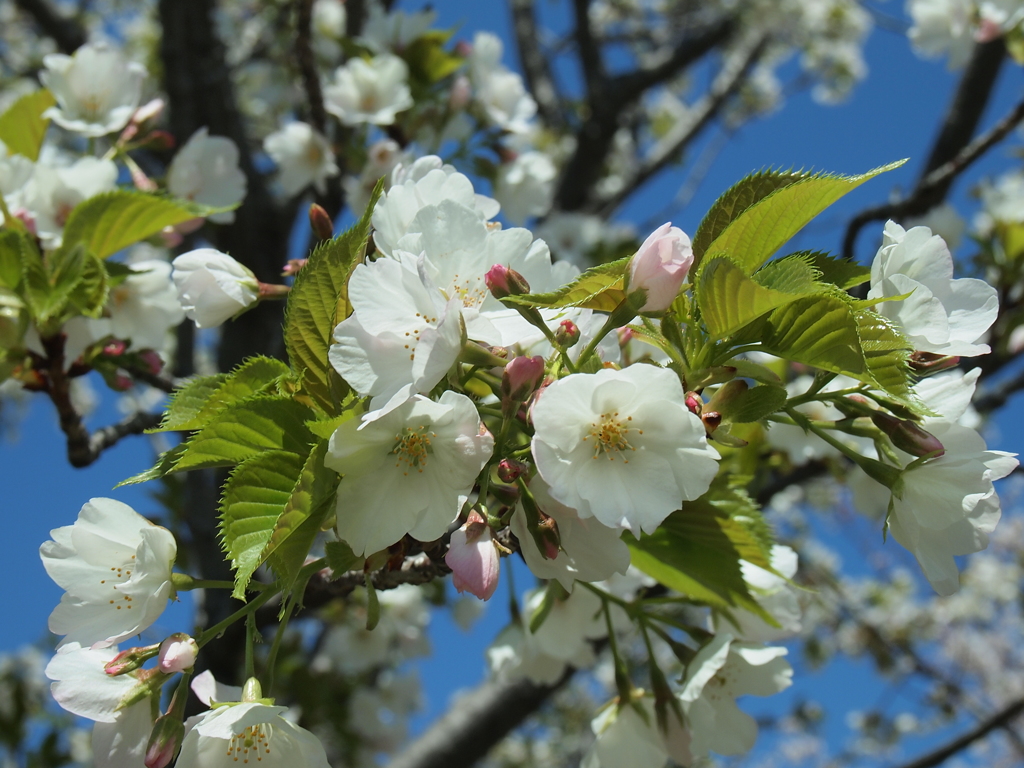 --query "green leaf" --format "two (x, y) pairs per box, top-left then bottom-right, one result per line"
(266, 442), (340, 588)
(220, 451), (306, 598)
(502, 257), (630, 311)
(0, 230), (26, 289)
(58, 191), (232, 260)
(626, 500), (773, 618)
(405, 32), (464, 84)
(284, 179), (384, 414)
(117, 443), (189, 487)
(66, 252), (108, 318)
(696, 256), (822, 340)
(700, 161), (906, 274)
(18, 237), (82, 326)
(692, 168), (809, 263)
(170, 397), (314, 474)
(717, 384), (789, 424)
(804, 252), (872, 290)
(305, 408), (357, 440)
(152, 357), (291, 433)
(325, 540), (363, 575)
(0, 89), (55, 161)
(727, 359), (782, 386)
